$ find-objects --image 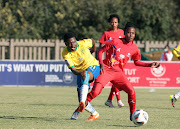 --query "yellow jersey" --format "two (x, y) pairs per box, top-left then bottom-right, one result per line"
(62, 39), (99, 72)
(172, 42), (180, 58)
